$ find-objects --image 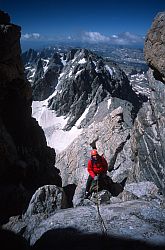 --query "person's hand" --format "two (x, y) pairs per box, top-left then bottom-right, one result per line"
(94, 176), (98, 181)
